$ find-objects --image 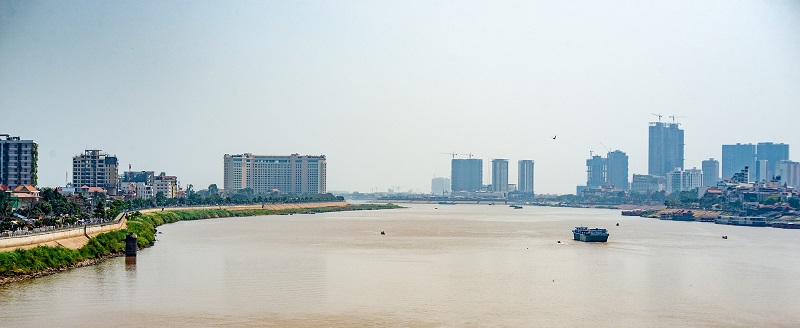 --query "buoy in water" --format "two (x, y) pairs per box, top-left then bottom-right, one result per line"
(616, 223), (619, 226)
(557, 240), (561, 244)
